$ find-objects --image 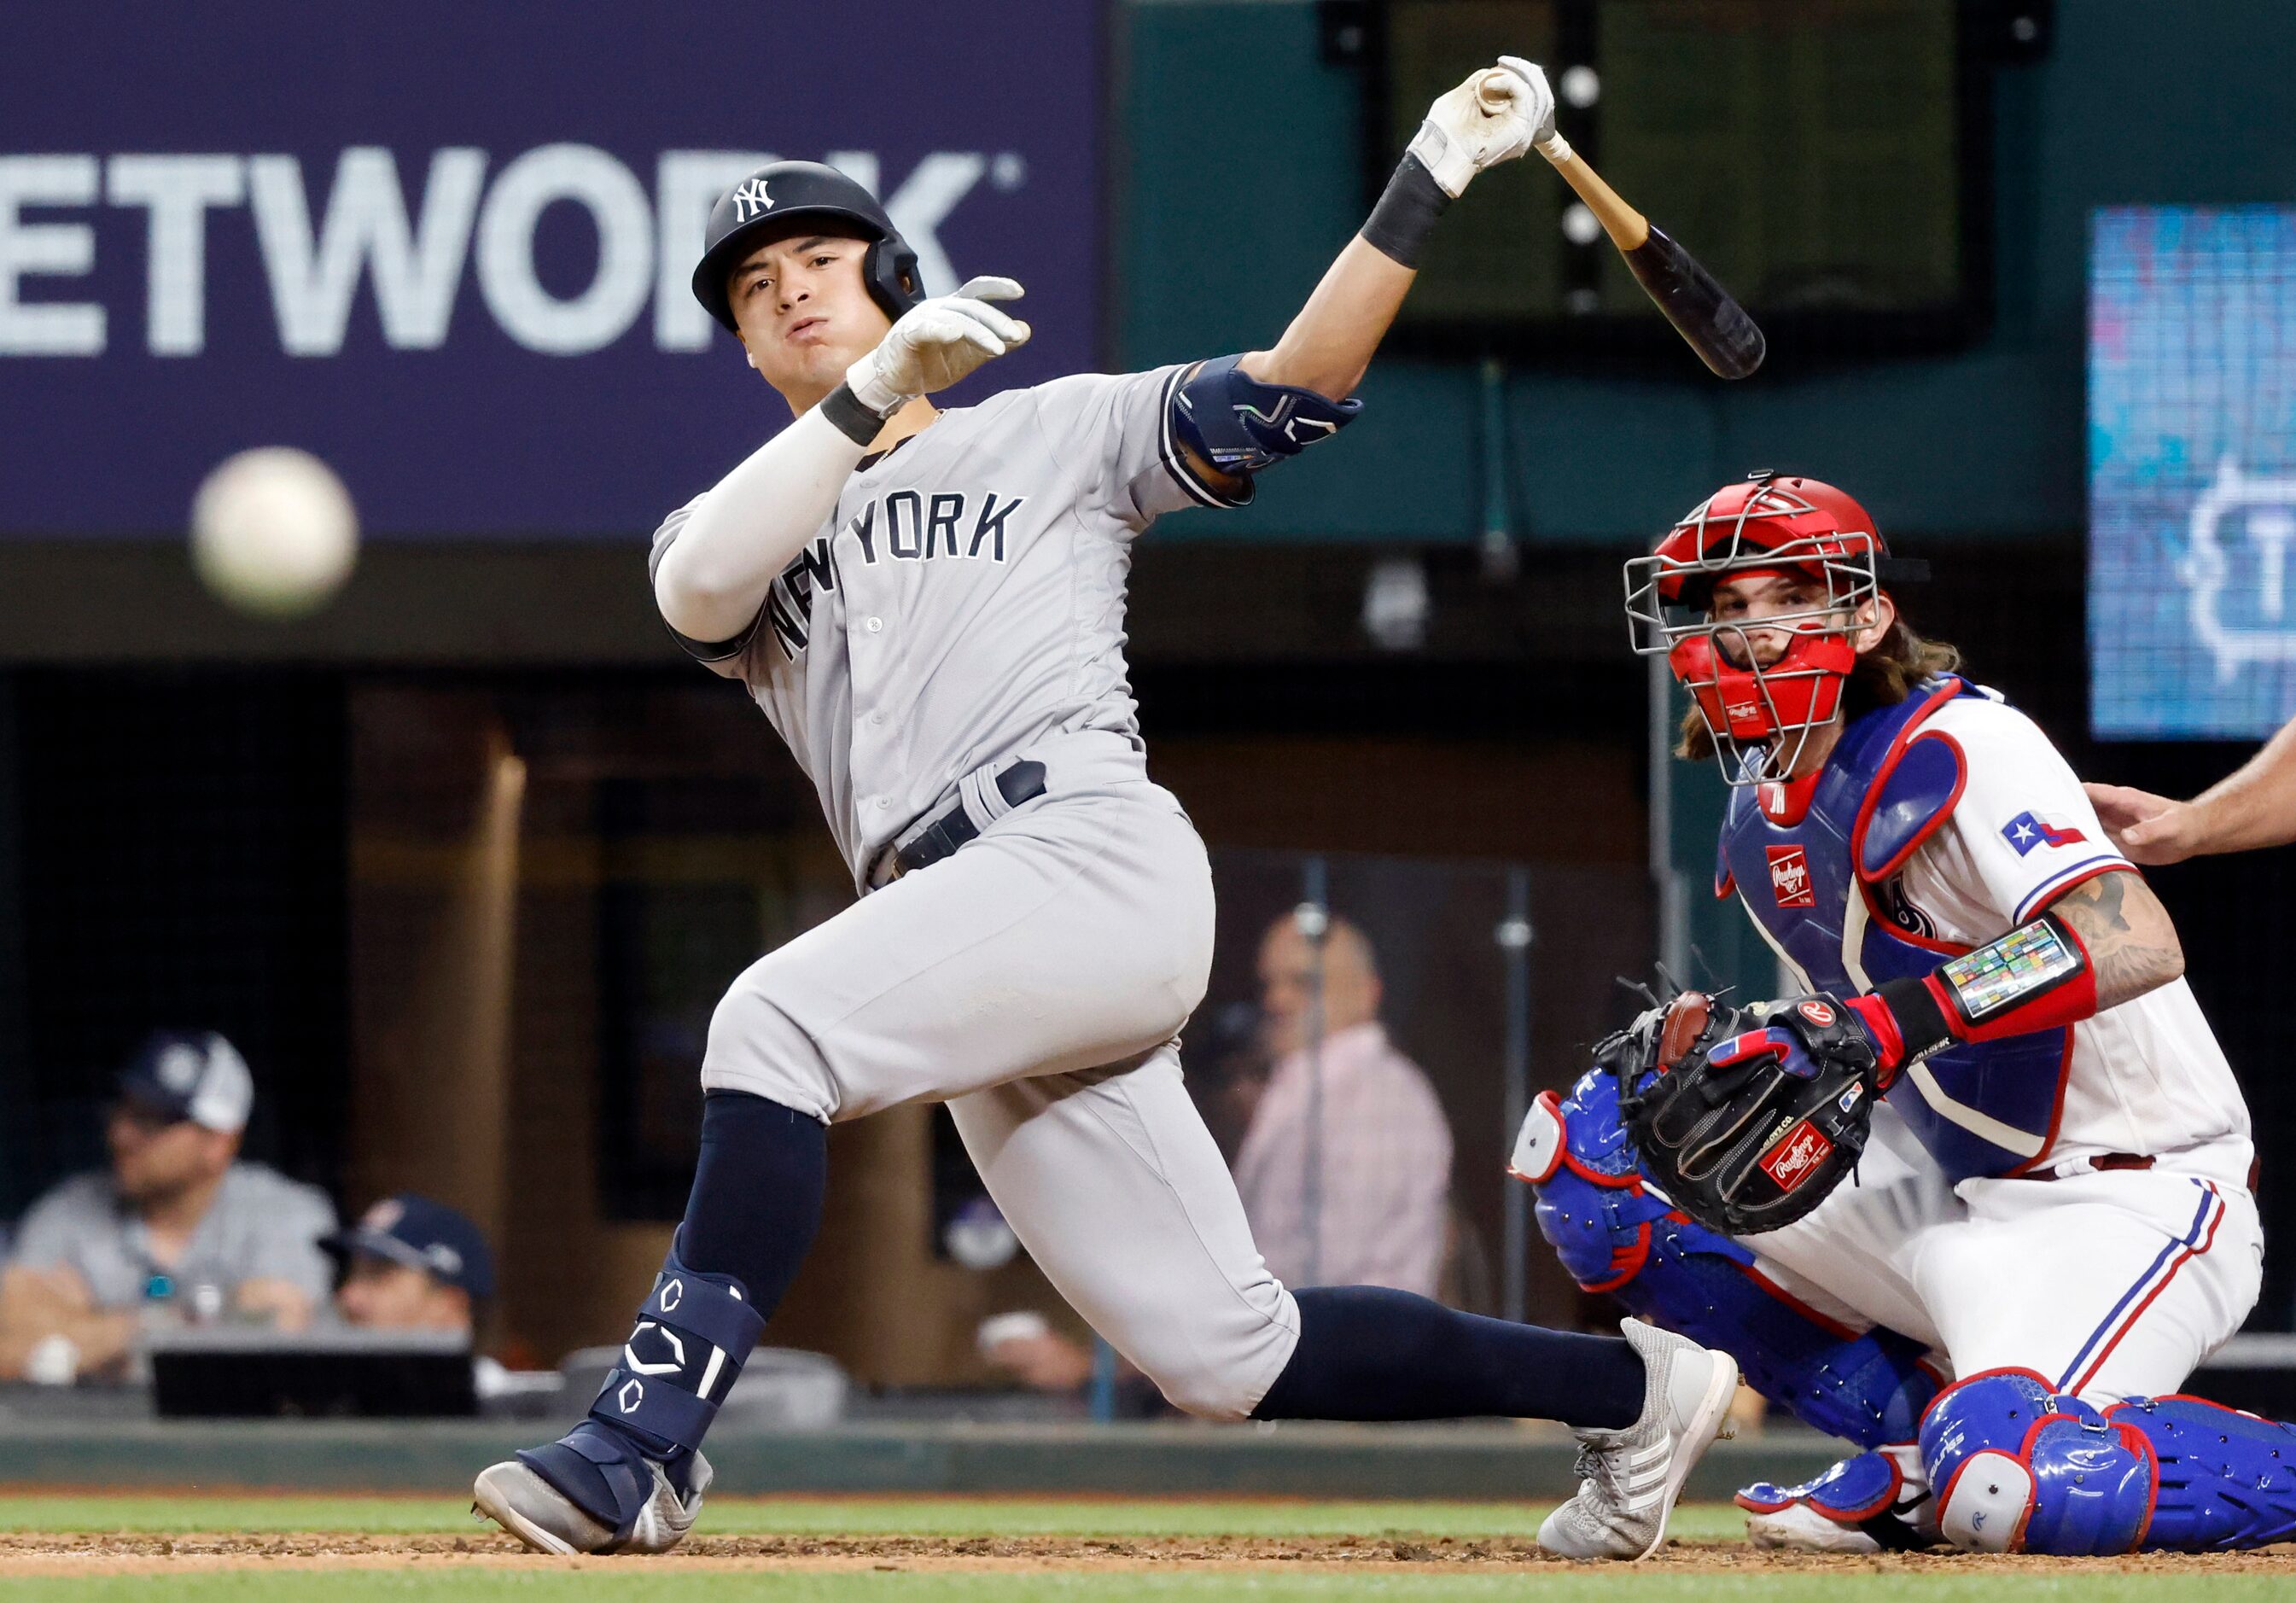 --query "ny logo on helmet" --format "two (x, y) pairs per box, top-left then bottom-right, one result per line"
(731, 179), (775, 222)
